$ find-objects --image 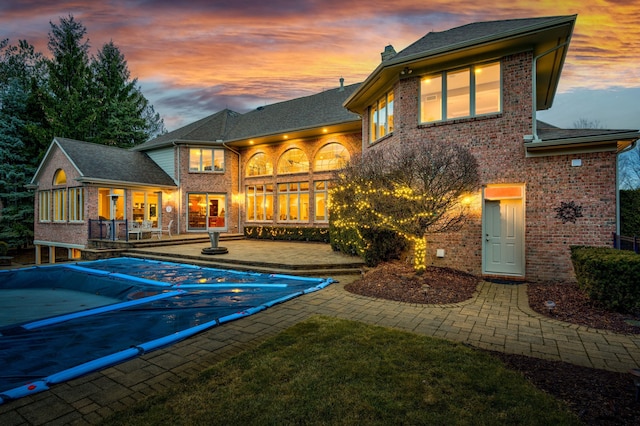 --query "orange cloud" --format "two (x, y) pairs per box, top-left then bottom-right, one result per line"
(0, 0), (638, 128)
